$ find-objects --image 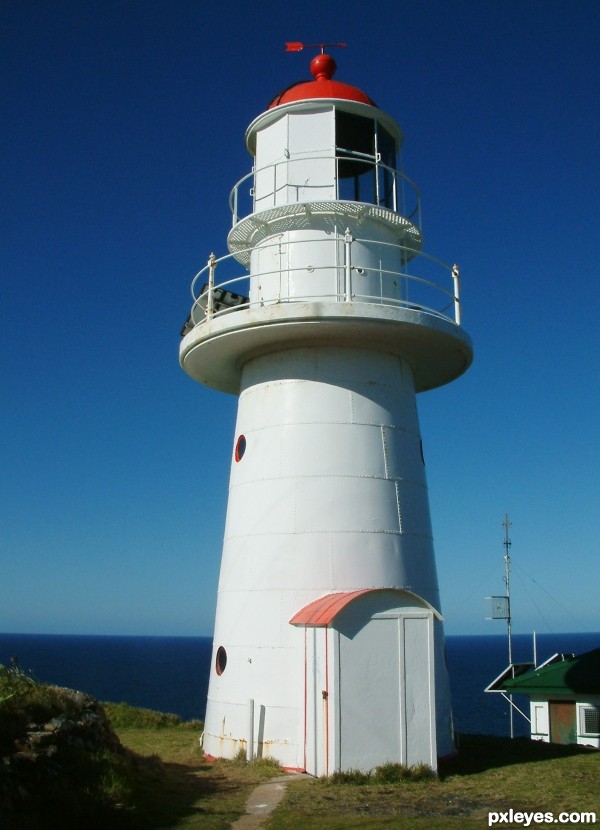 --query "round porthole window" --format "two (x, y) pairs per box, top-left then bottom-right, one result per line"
(215, 646), (227, 676)
(235, 434), (246, 462)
